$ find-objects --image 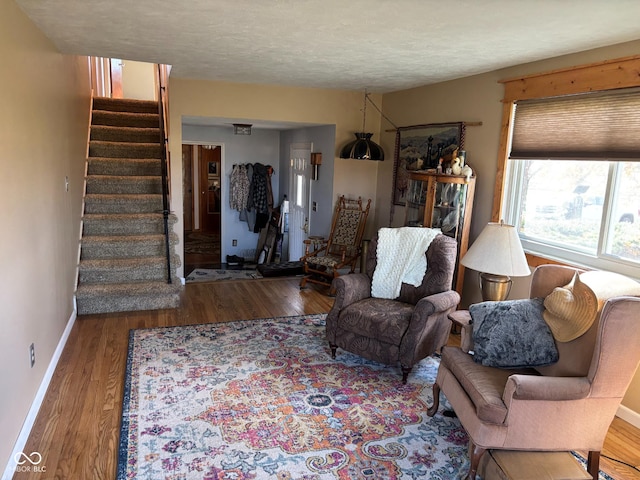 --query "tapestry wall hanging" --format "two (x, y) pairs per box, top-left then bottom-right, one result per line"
(393, 122), (465, 206)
